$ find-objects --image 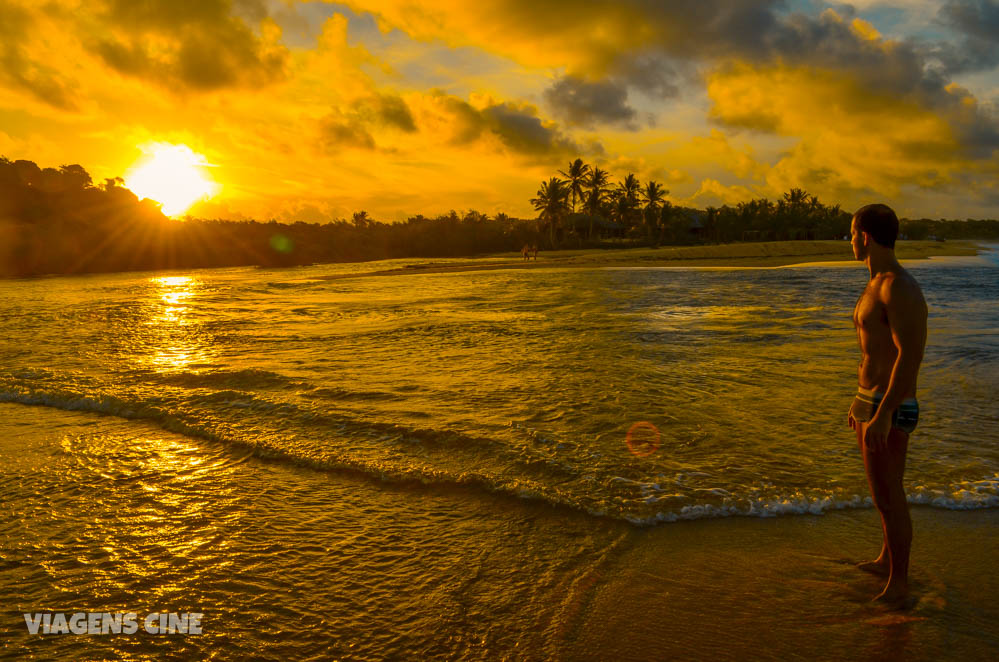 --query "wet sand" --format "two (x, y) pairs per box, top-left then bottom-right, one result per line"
(555, 507), (999, 661)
